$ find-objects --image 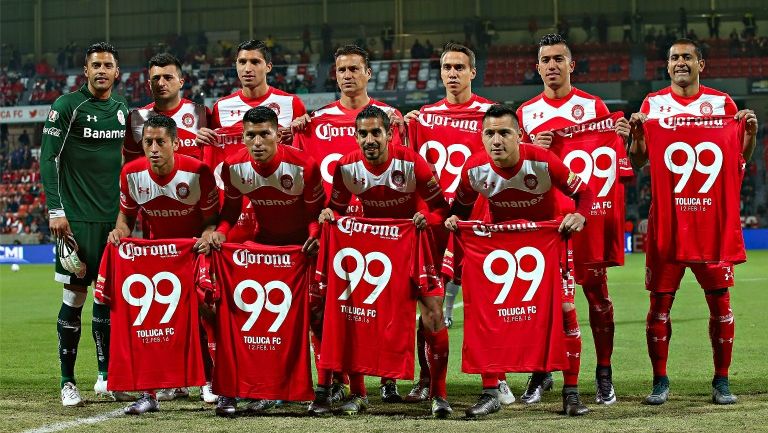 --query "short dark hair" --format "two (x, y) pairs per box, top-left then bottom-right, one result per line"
(236, 40), (272, 64)
(356, 105), (390, 131)
(85, 42), (119, 64)
(538, 33), (572, 59)
(143, 114), (177, 140)
(148, 53), (182, 73)
(667, 38), (703, 60)
(334, 44), (371, 70)
(482, 104), (520, 130)
(440, 42), (476, 69)
(243, 106), (278, 129)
